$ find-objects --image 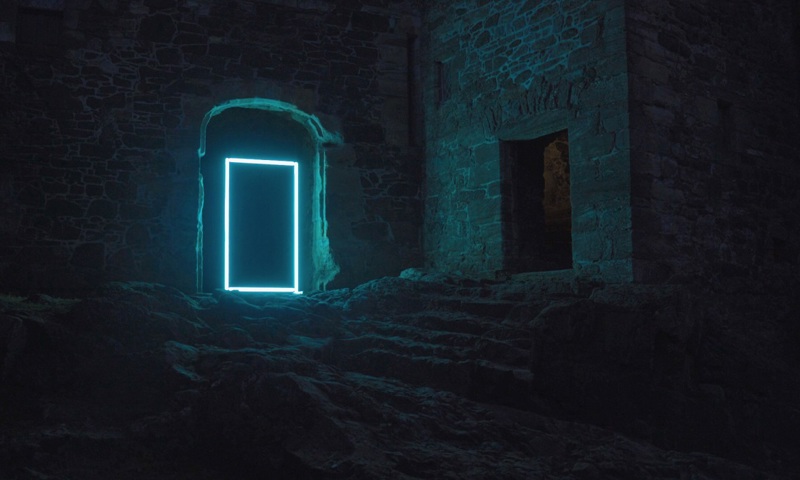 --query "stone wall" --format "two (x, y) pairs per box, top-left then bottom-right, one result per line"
(0, 0), (422, 293)
(627, 0), (800, 283)
(3, 0), (796, 293)
(422, 0), (634, 282)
